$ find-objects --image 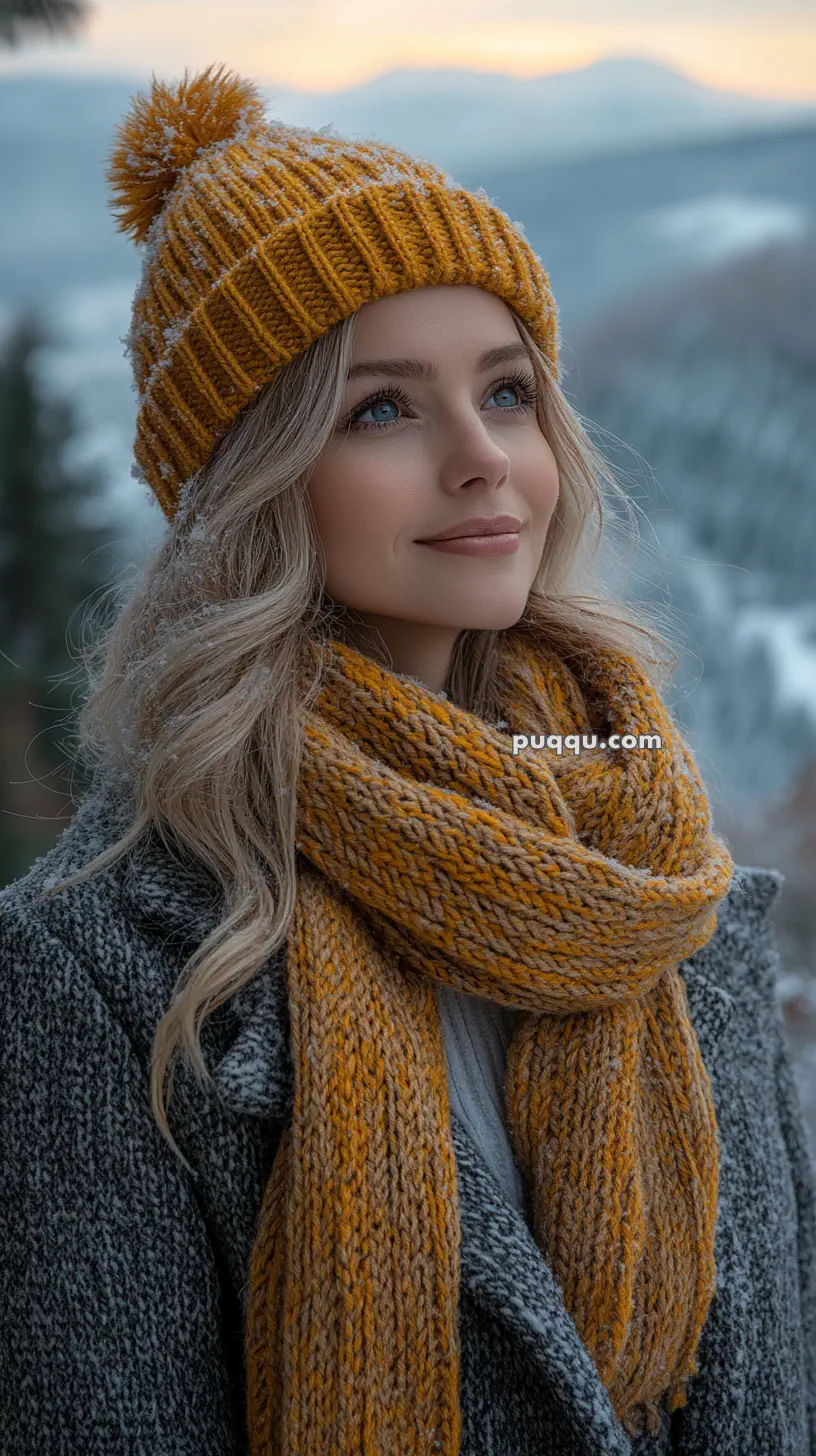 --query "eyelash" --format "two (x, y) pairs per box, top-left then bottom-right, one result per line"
(342, 369), (539, 433)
